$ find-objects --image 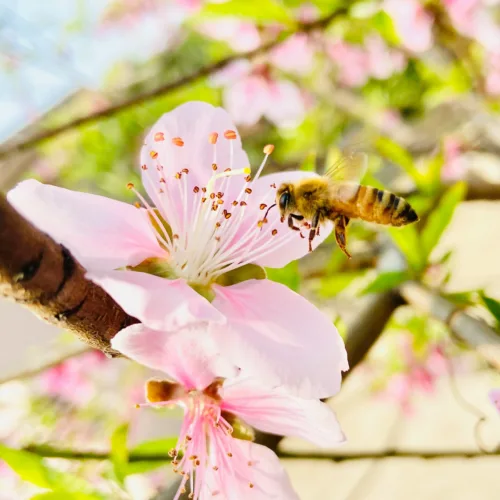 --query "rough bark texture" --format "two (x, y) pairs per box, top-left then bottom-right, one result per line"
(0, 194), (137, 356)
